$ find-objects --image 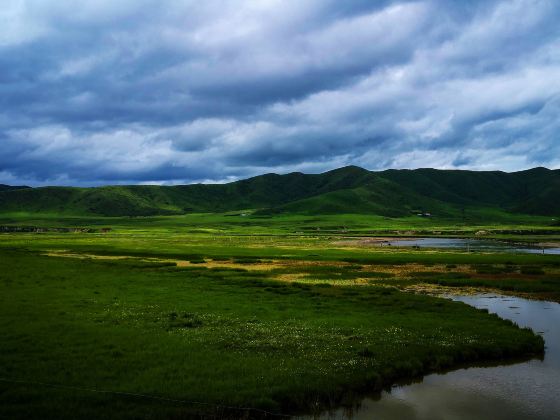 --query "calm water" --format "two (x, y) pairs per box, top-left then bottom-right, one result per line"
(305, 294), (560, 420)
(385, 237), (560, 255)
